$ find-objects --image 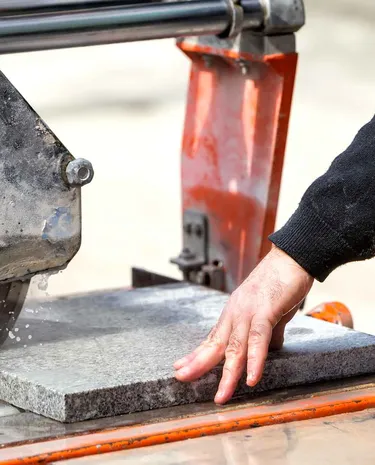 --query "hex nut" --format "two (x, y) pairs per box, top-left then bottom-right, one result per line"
(65, 158), (94, 187)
